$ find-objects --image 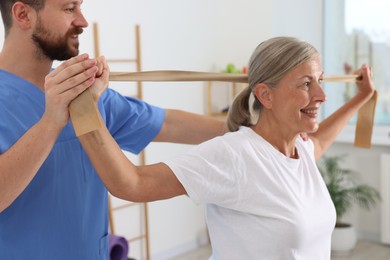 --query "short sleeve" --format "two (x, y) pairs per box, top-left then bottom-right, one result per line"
(164, 137), (240, 206)
(99, 89), (165, 154)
